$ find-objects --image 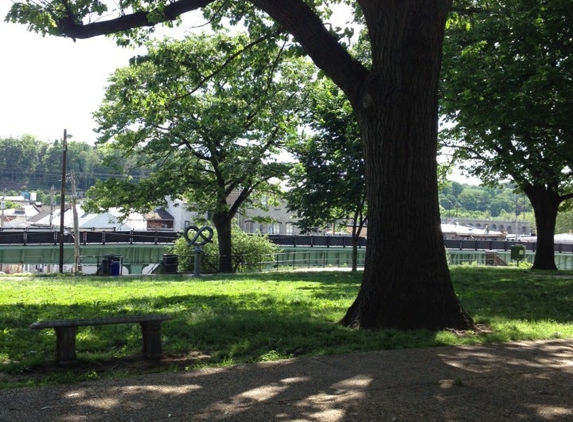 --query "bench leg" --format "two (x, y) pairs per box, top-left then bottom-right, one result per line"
(139, 321), (164, 359)
(54, 327), (78, 363)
